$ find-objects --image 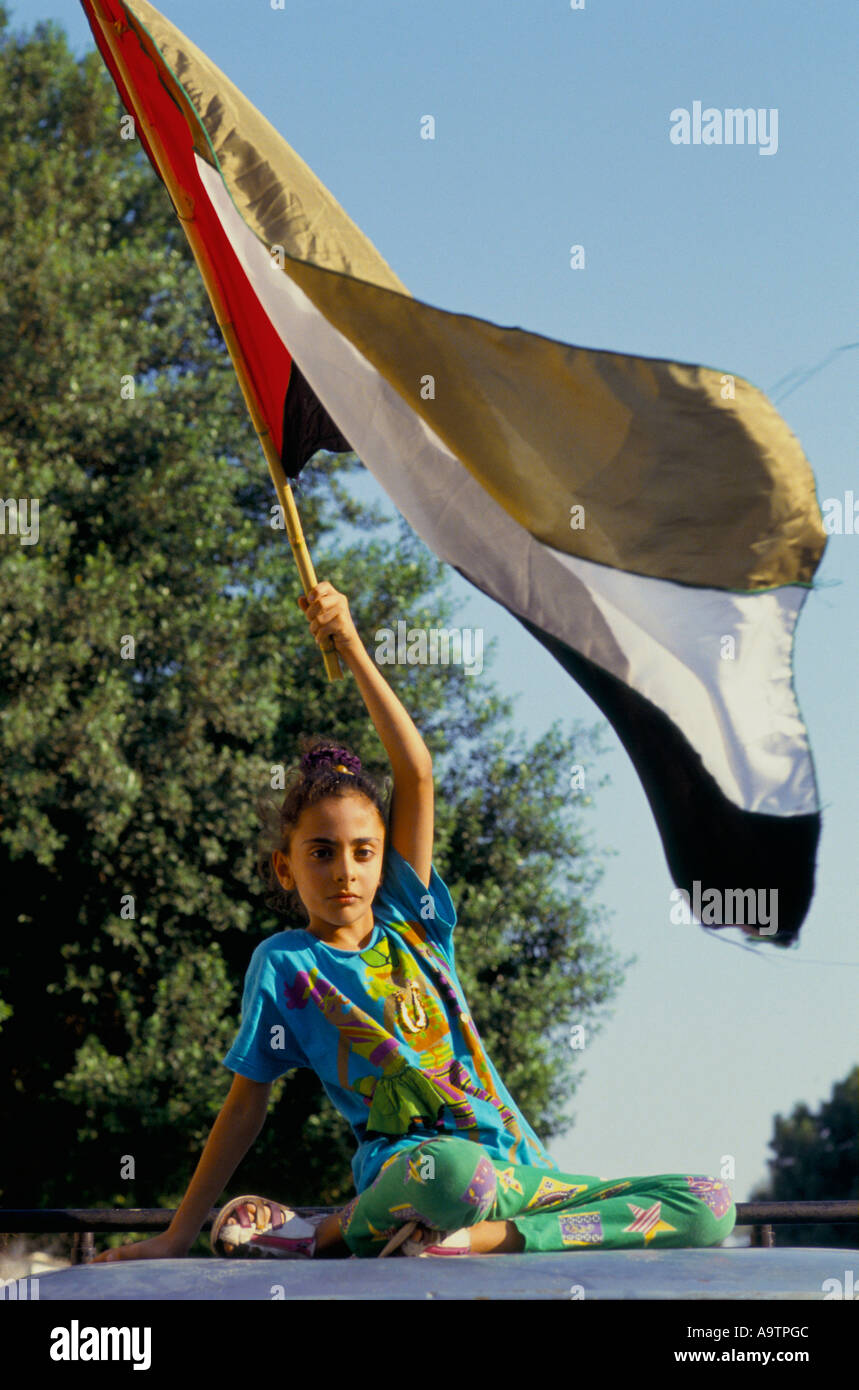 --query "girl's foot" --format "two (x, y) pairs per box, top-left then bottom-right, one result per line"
(211, 1195), (320, 1258)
